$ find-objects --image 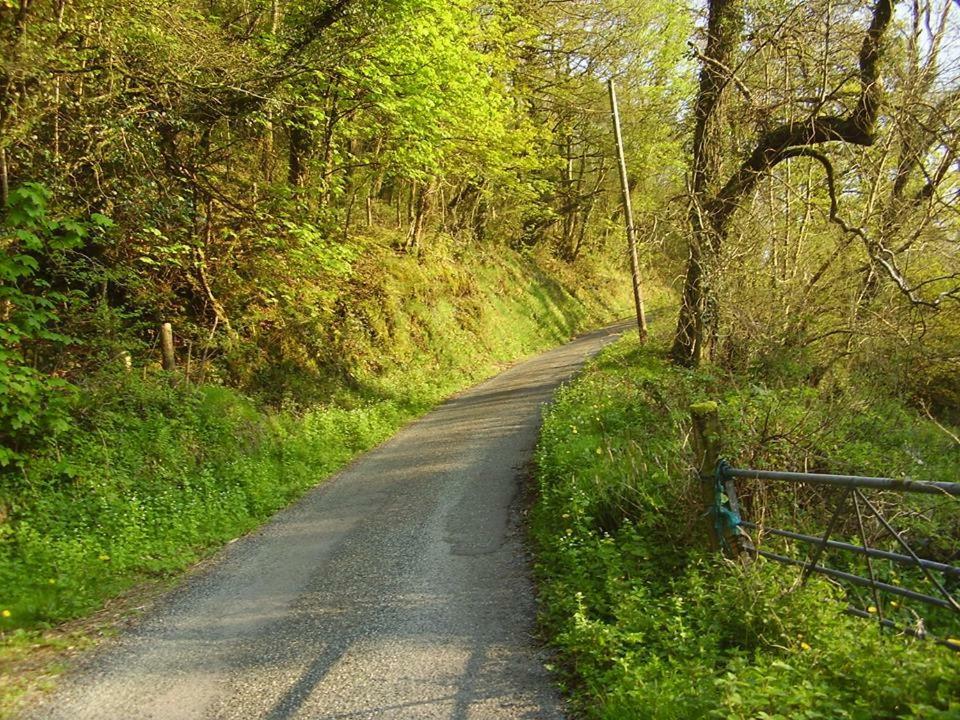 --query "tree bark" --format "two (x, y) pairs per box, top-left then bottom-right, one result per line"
(406, 180), (433, 251)
(287, 114), (311, 188)
(670, 0), (740, 366)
